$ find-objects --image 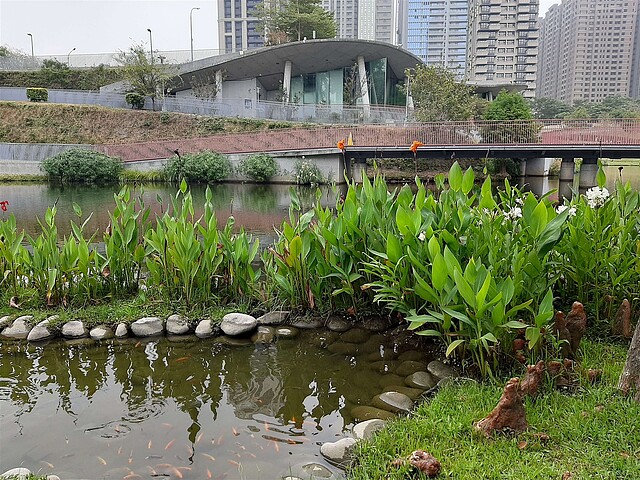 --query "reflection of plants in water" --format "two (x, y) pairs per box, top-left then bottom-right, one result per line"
(234, 185), (279, 214)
